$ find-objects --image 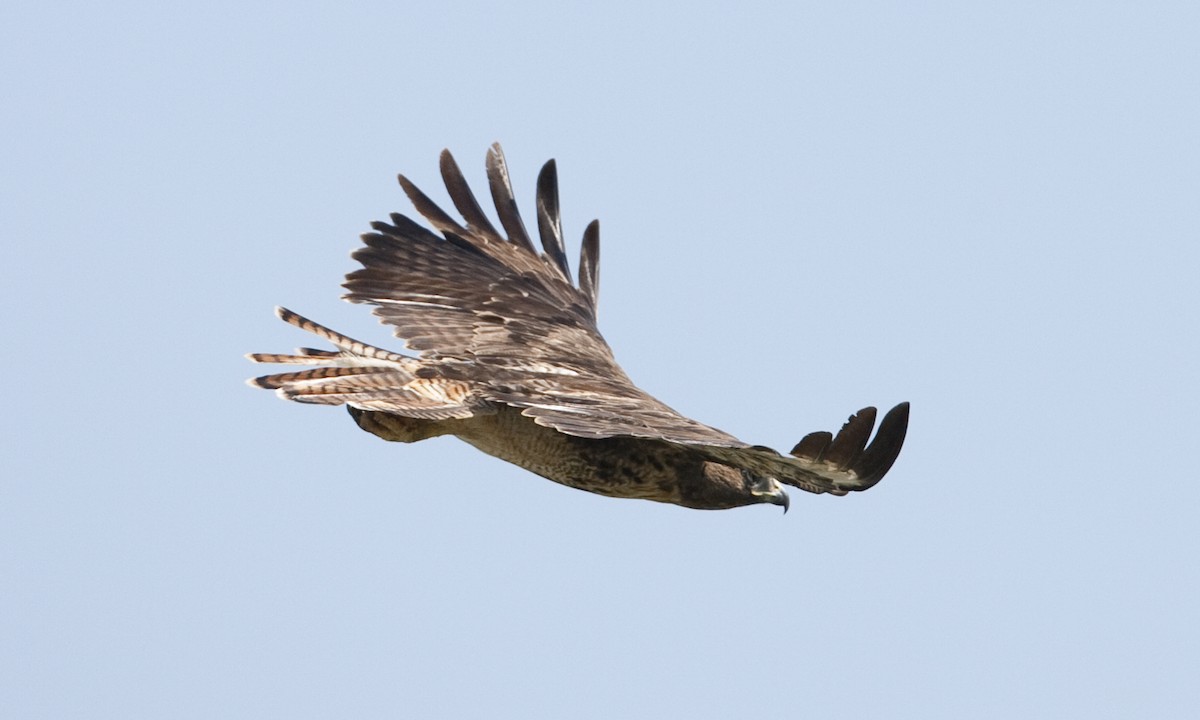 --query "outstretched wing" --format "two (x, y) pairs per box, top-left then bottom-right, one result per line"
(343, 144), (744, 445)
(343, 145), (909, 494)
(344, 145), (610, 374)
